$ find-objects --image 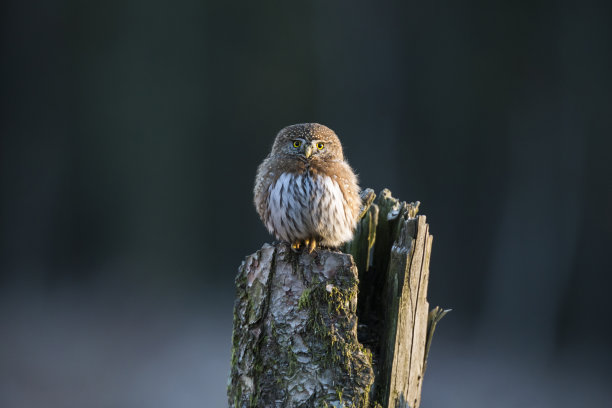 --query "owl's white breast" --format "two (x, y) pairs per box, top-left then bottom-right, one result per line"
(266, 172), (355, 247)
